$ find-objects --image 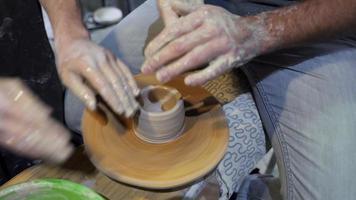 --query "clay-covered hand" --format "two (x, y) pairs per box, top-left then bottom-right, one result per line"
(157, 0), (204, 25)
(0, 78), (73, 163)
(143, 5), (272, 86)
(56, 39), (140, 117)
